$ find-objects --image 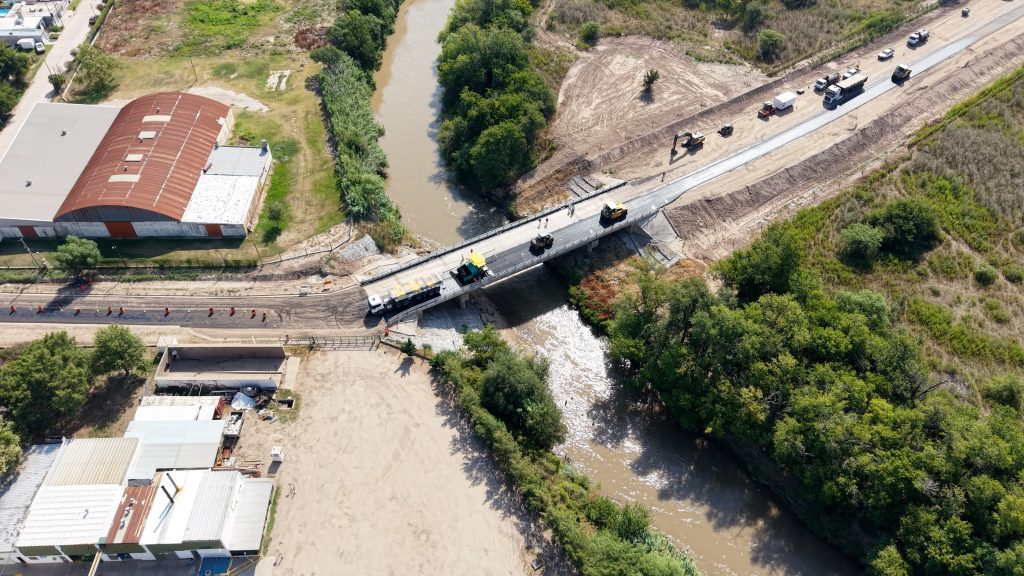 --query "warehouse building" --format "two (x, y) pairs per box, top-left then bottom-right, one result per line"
(0, 92), (272, 239)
